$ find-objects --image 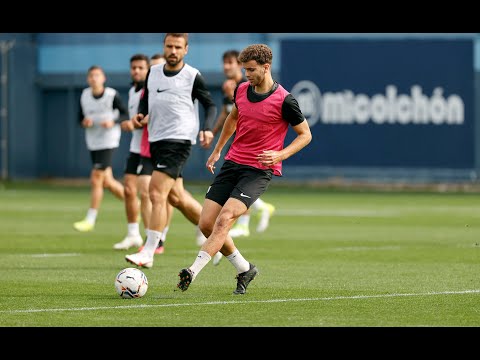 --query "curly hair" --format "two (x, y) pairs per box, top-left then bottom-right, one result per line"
(238, 44), (272, 65)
